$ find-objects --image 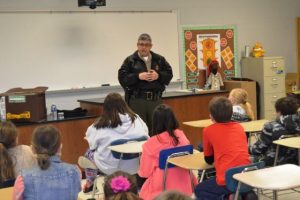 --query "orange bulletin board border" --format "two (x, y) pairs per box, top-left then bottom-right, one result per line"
(181, 25), (238, 89)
